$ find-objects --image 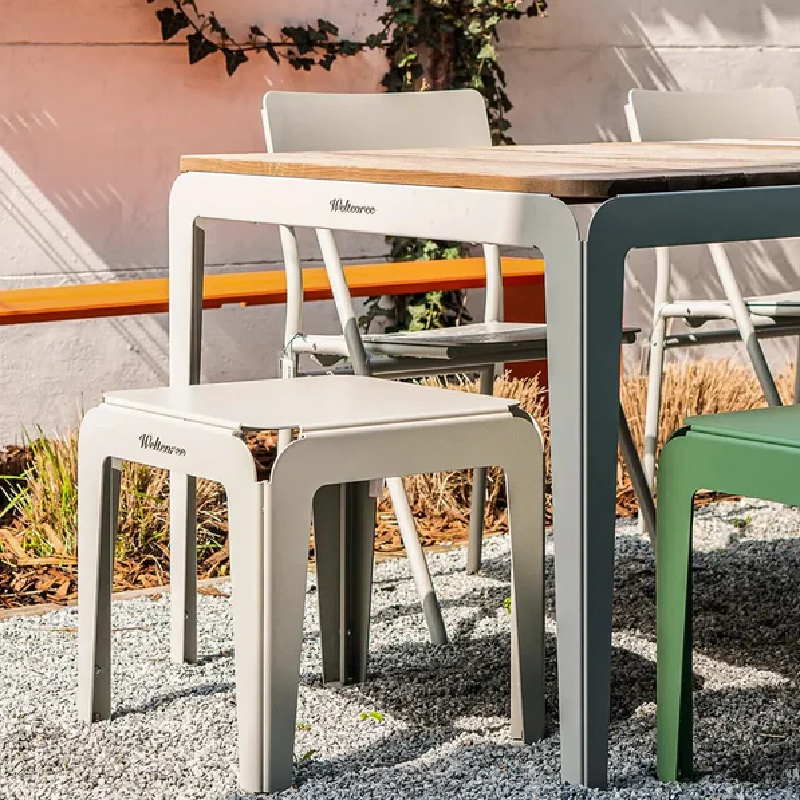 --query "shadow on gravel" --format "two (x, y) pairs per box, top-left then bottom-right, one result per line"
(610, 536), (800, 680)
(112, 680), (233, 720)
